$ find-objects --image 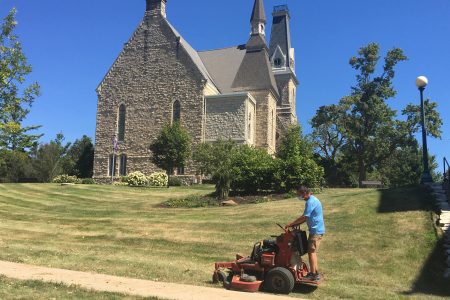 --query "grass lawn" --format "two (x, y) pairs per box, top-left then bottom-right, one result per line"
(0, 183), (448, 299)
(0, 275), (162, 300)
